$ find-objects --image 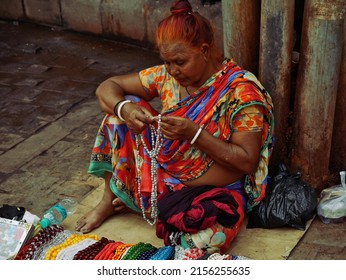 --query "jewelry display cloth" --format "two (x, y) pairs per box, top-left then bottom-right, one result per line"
(61, 183), (313, 260)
